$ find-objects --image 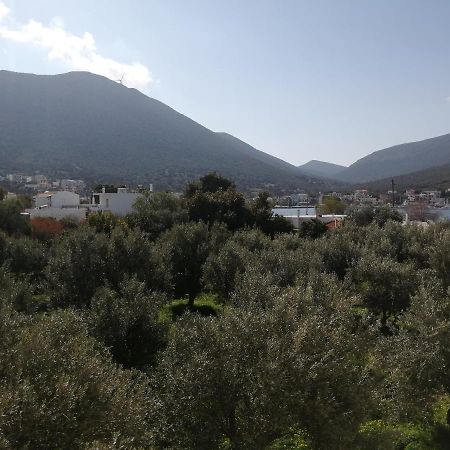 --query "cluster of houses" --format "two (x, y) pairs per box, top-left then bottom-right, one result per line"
(274, 186), (450, 228)
(403, 189), (446, 207)
(328, 189), (378, 205)
(327, 188), (448, 207)
(1, 173), (86, 194)
(23, 186), (144, 222)
(2, 172), (449, 228)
